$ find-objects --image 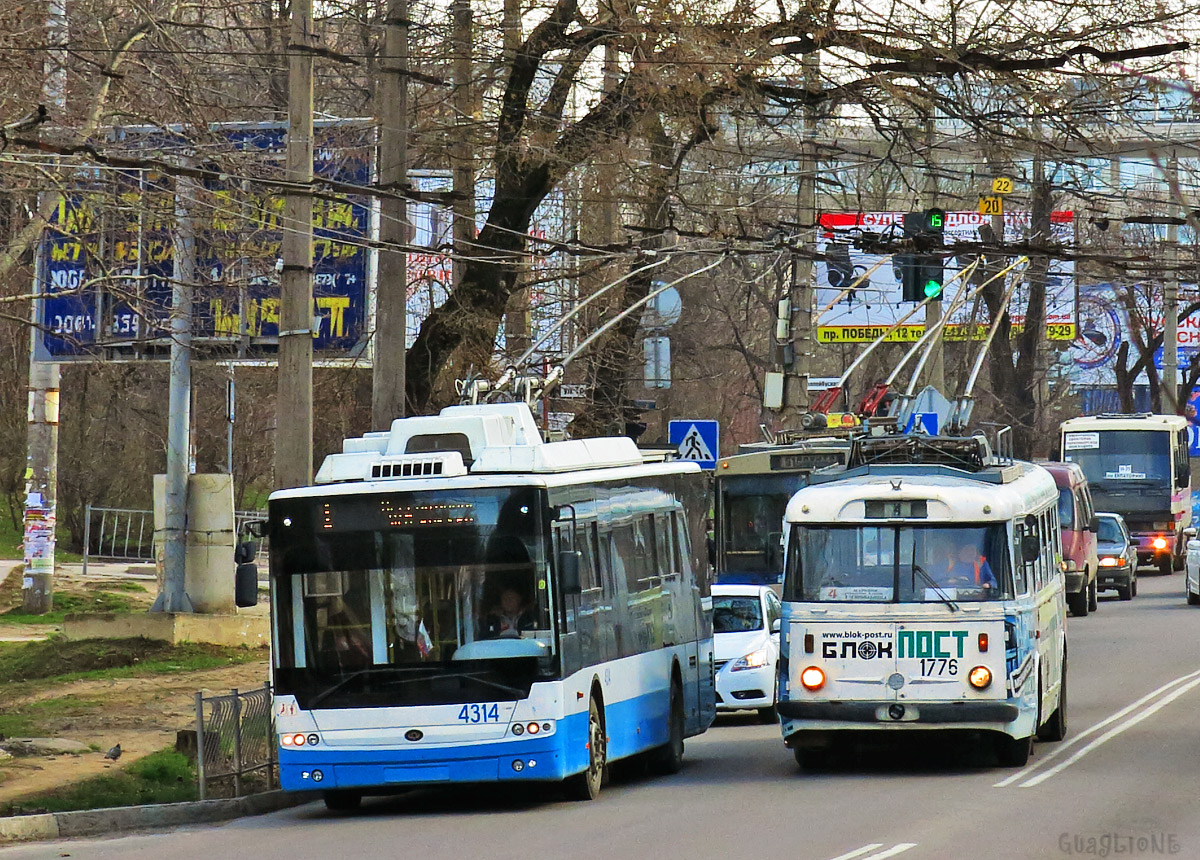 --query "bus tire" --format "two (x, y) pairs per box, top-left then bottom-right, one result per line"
(567, 695), (607, 801)
(1037, 656), (1067, 742)
(652, 678), (685, 775)
(995, 732), (1032, 767)
(322, 790), (362, 811)
(1067, 587), (1088, 617)
(1087, 578), (1098, 612)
